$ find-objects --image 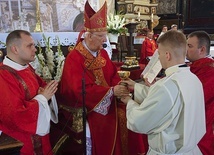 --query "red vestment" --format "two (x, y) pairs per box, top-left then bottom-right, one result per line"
(139, 37), (157, 64)
(190, 58), (214, 155)
(0, 64), (53, 155)
(59, 41), (147, 155)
